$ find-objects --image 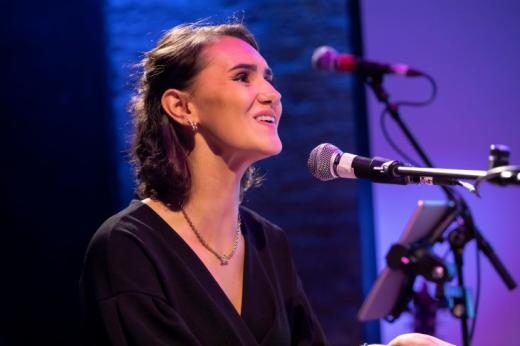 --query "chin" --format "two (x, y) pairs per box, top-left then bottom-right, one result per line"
(235, 137), (283, 164)
(259, 140), (283, 158)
